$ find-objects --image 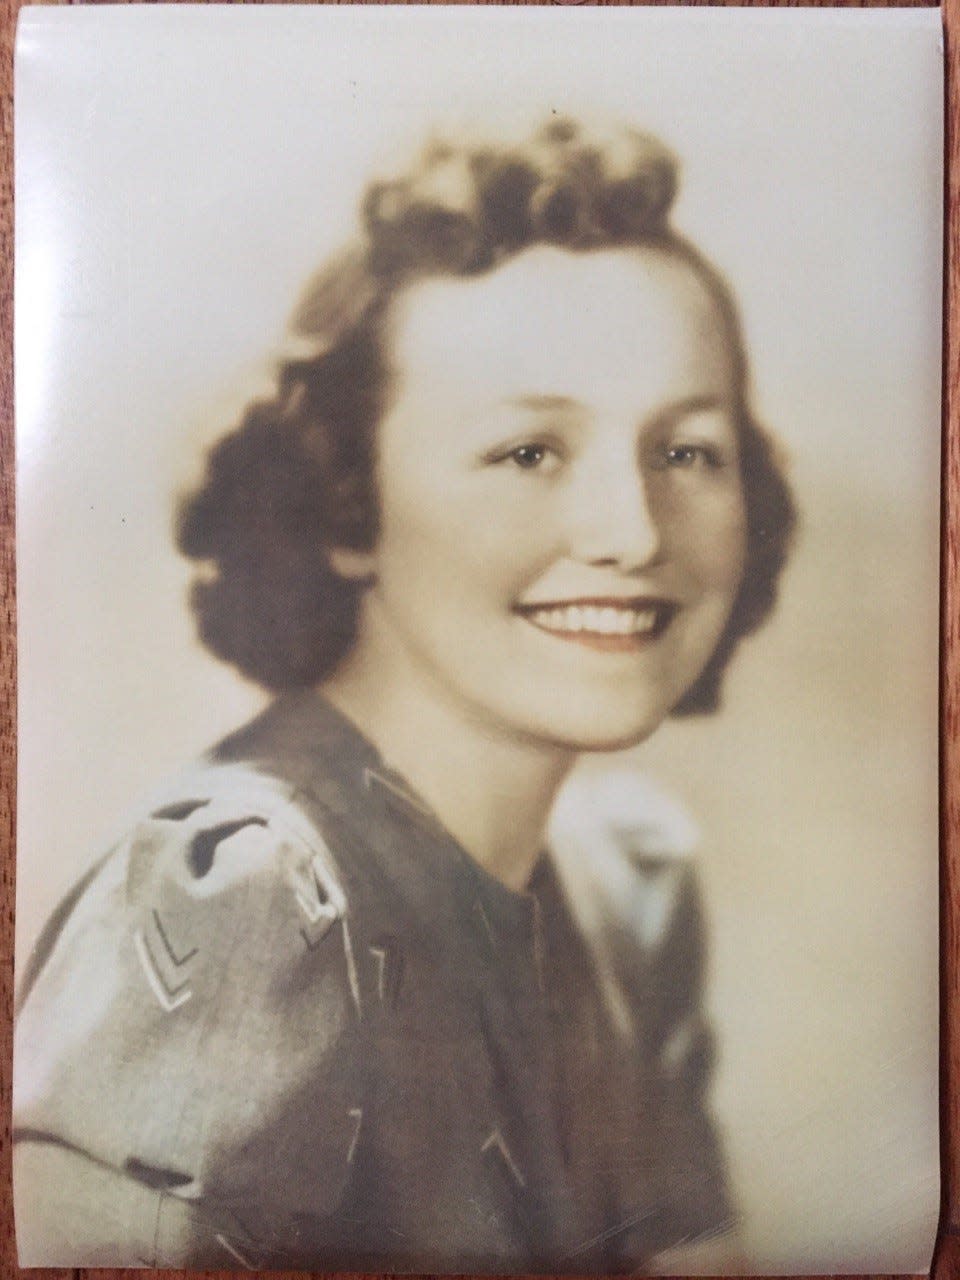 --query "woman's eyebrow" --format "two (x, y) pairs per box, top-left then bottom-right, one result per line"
(501, 393), (730, 417)
(656, 394), (729, 423)
(502, 393), (583, 413)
